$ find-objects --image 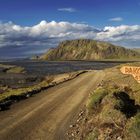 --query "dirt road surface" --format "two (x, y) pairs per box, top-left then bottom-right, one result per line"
(0, 71), (105, 140)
